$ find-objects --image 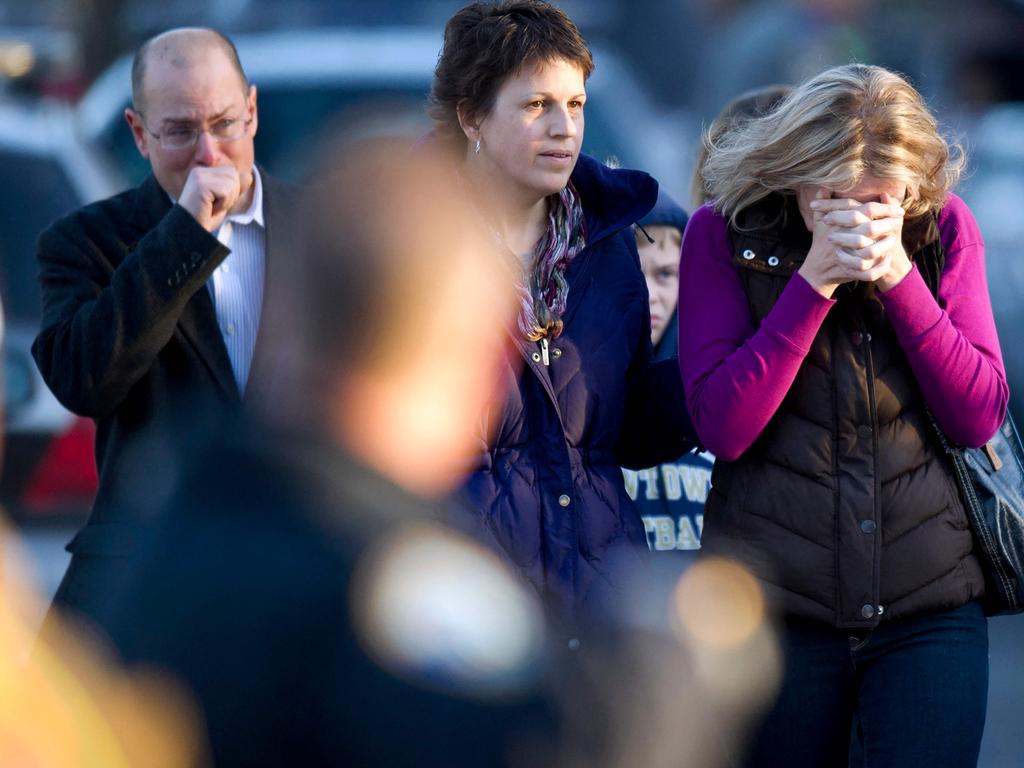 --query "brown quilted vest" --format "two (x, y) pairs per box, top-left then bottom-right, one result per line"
(702, 194), (986, 628)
